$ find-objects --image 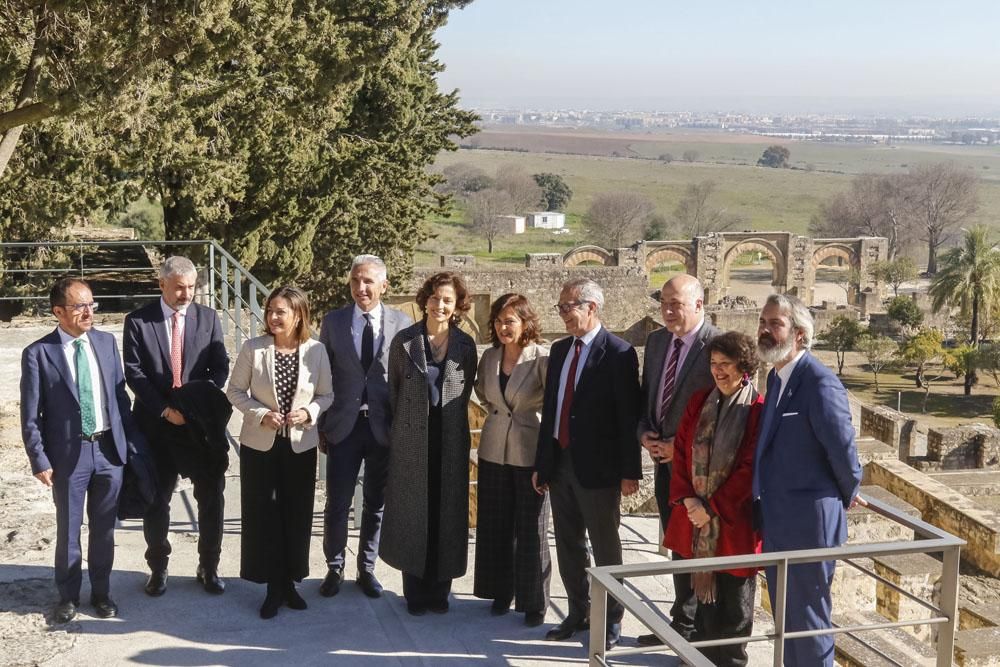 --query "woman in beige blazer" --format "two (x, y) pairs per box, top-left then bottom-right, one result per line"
(226, 286), (333, 619)
(472, 293), (551, 627)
